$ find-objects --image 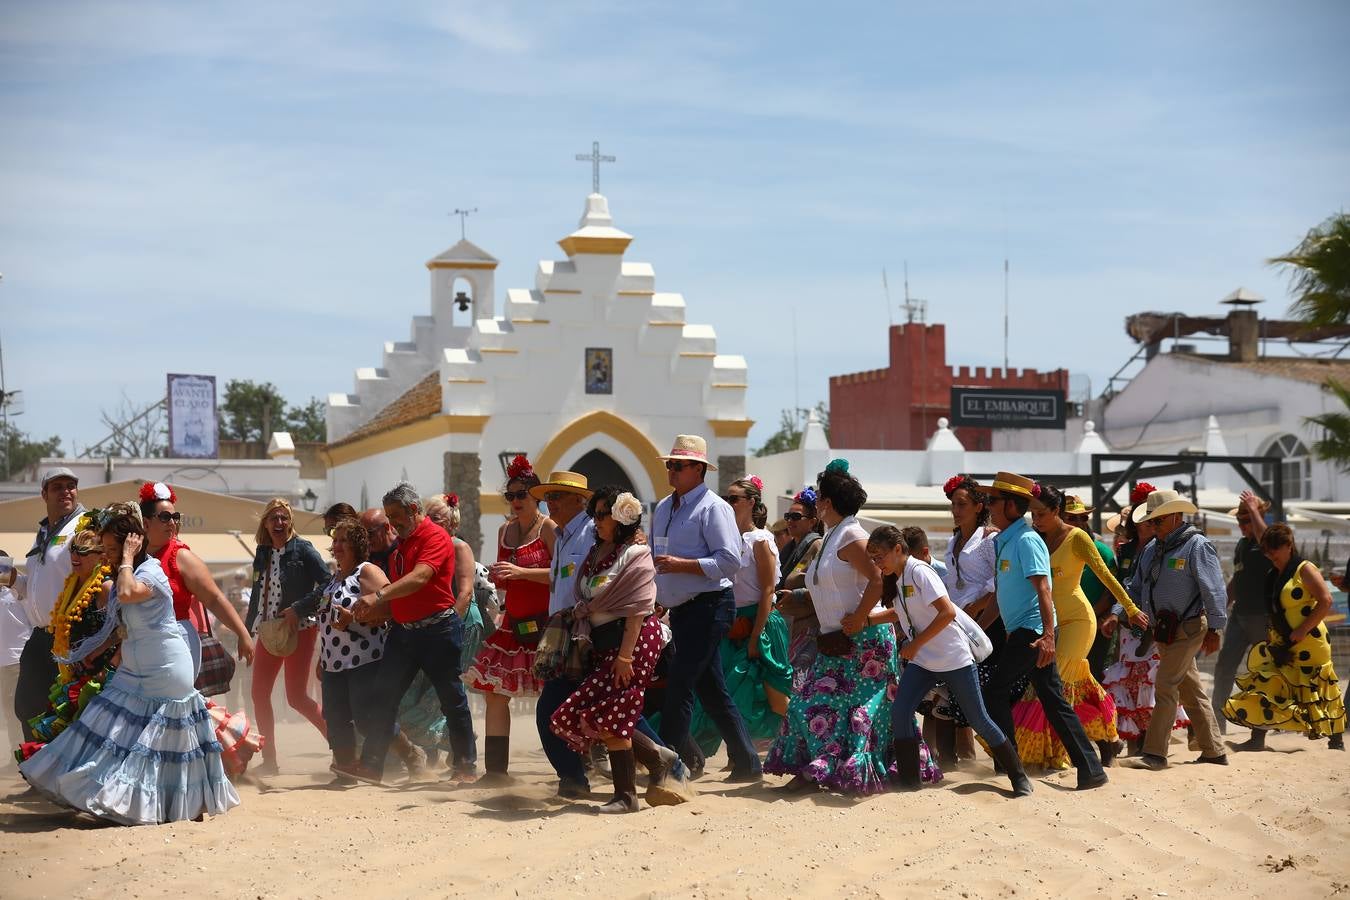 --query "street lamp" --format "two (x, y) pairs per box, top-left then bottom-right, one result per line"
(301, 487), (318, 512)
